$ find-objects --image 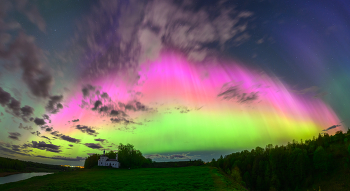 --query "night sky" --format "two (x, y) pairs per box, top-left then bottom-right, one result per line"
(0, 0), (349, 166)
